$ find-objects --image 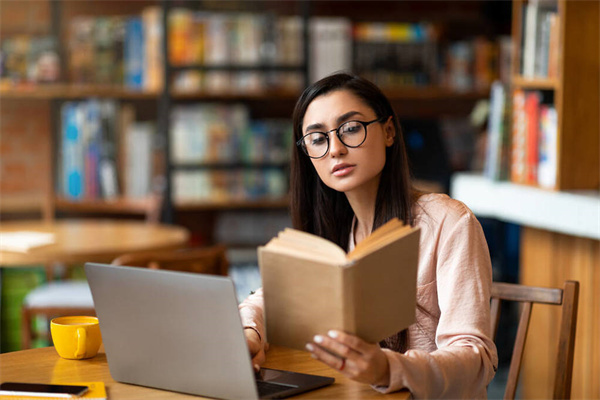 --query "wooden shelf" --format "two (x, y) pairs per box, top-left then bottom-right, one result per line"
(0, 194), (44, 213)
(0, 84), (160, 100)
(54, 197), (156, 214)
(511, 76), (559, 90)
(383, 86), (491, 101)
(0, 83), (490, 102)
(175, 197), (289, 211)
(0, 83), (302, 101)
